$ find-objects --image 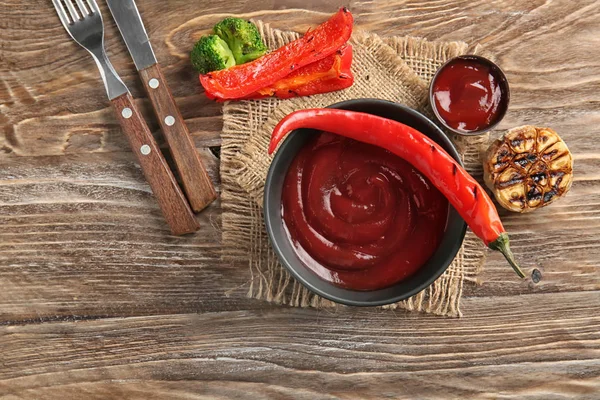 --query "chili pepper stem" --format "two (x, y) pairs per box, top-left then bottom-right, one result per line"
(488, 233), (525, 278)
